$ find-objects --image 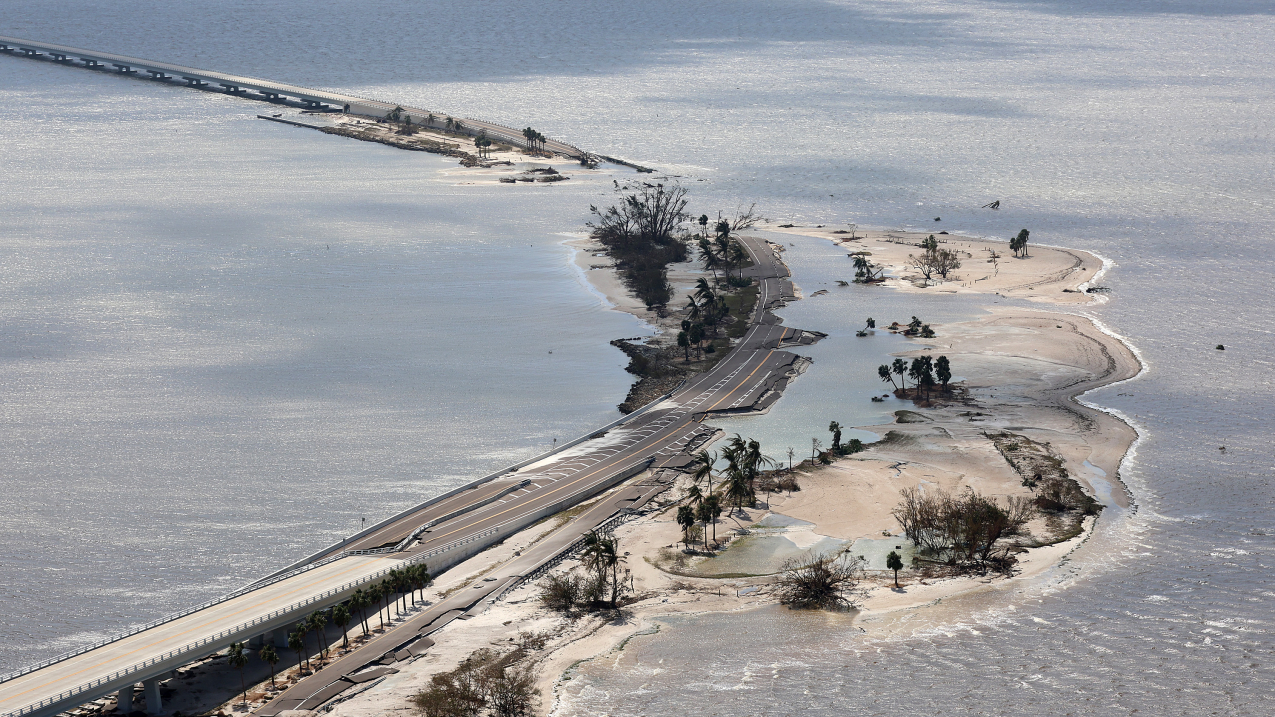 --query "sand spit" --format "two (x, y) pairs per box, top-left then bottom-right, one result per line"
(300, 229), (1141, 717)
(764, 224), (1105, 305)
